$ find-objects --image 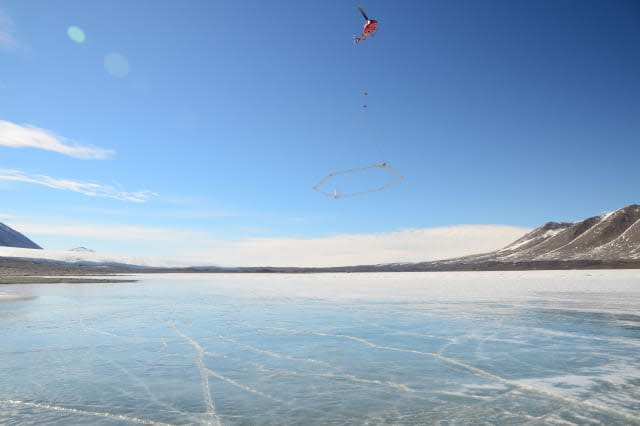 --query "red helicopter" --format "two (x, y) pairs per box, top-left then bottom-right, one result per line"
(354, 6), (378, 44)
